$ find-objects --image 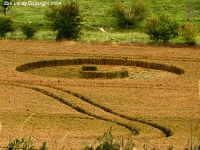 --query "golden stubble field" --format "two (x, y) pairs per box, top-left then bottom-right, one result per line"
(0, 40), (199, 150)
